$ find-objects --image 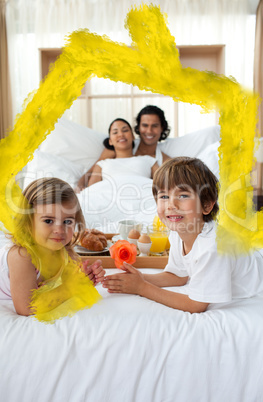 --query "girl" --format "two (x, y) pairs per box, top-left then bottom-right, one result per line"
(103, 157), (263, 313)
(76, 106), (170, 192)
(87, 118), (159, 187)
(0, 177), (105, 317)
